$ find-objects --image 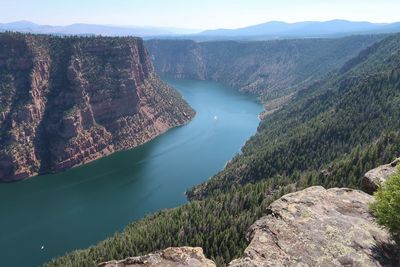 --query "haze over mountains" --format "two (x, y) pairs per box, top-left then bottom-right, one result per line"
(199, 19), (400, 39)
(0, 20), (201, 37)
(1, 20), (400, 40)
